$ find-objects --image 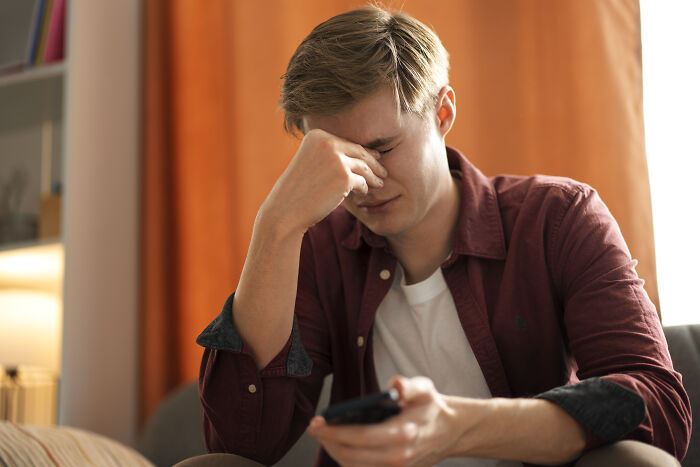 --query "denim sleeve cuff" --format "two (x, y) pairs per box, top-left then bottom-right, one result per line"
(196, 292), (313, 377)
(534, 377), (646, 445)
